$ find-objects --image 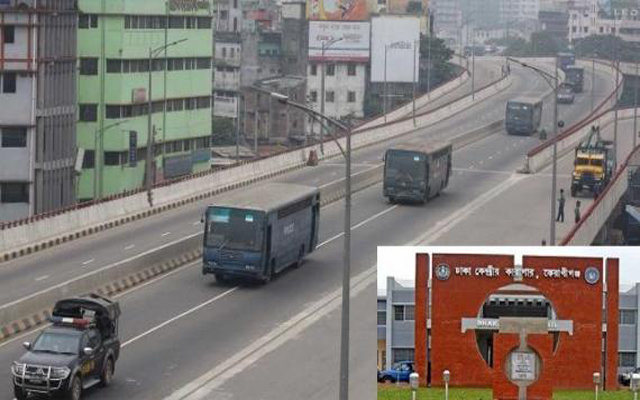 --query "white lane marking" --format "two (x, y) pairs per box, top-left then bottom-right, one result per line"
(124, 244), (136, 251)
(452, 168), (512, 175)
(35, 275), (49, 282)
(0, 261), (202, 349)
(122, 287), (239, 348)
(316, 205), (398, 248)
(81, 259), (94, 266)
(163, 265), (376, 400)
(0, 232), (201, 310)
(162, 232), (172, 237)
(409, 173), (525, 245)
